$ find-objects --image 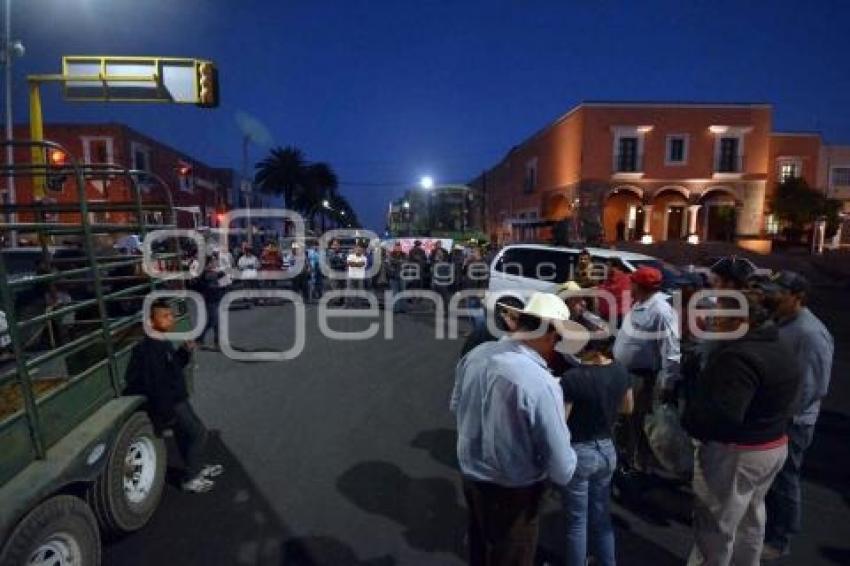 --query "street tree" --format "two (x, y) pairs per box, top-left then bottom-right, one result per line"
(254, 146), (310, 210)
(772, 177), (840, 241)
